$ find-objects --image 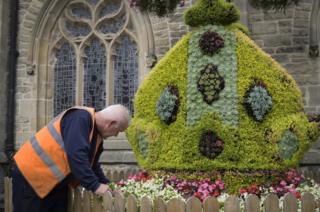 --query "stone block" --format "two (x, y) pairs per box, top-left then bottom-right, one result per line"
(154, 30), (168, 39)
(170, 31), (187, 38)
(293, 37), (309, 45)
(276, 46), (305, 54)
(279, 27), (292, 33)
(251, 22), (277, 35)
(273, 54), (289, 63)
(300, 151), (320, 165)
(263, 35), (291, 47)
(294, 10), (310, 19)
(248, 14), (264, 22)
(262, 47), (275, 54)
(100, 151), (137, 163)
(293, 28), (308, 36)
(155, 38), (169, 47)
(153, 22), (168, 31)
(103, 140), (133, 150)
(308, 86), (320, 106)
(293, 18), (309, 28)
(168, 23), (180, 31)
(304, 106), (317, 113)
(284, 62), (311, 74)
(305, 73), (320, 85)
(263, 9), (293, 20)
(278, 20), (292, 27)
(156, 46), (170, 55)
